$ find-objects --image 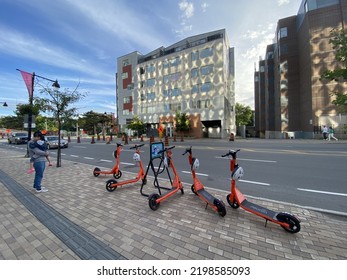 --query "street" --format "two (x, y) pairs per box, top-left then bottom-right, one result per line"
(2, 137), (347, 215)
